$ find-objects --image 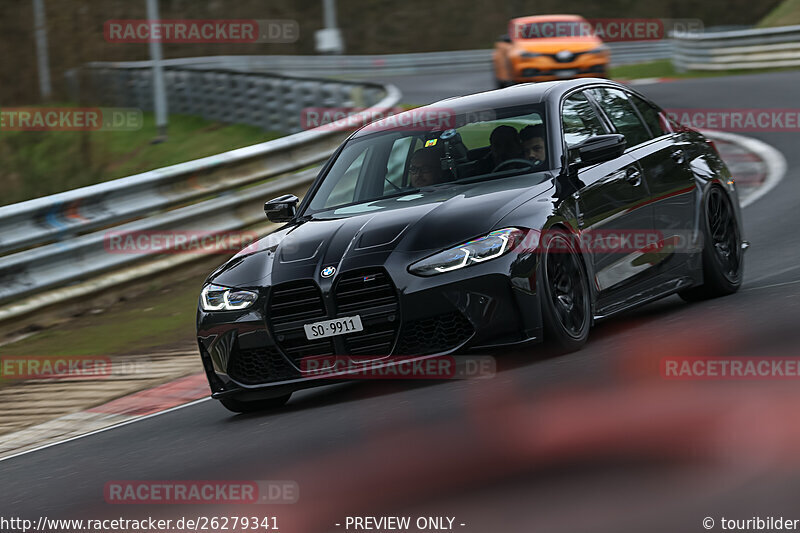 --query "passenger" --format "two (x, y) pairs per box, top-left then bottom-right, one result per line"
(519, 124), (546, 165)
(408, 147), (444, 187)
